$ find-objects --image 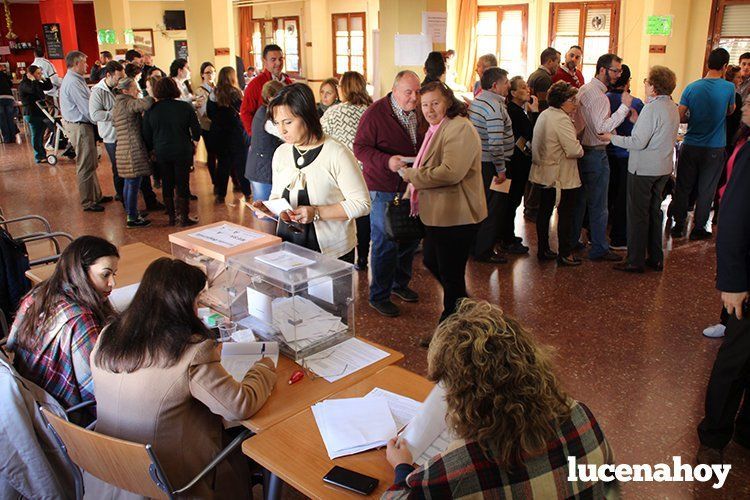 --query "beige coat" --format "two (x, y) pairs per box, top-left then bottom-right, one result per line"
(529, 107), (584, 190)
(402, 116), (487, 227)
(113, 93), (154, 179)
(88, 337), (277, 499)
